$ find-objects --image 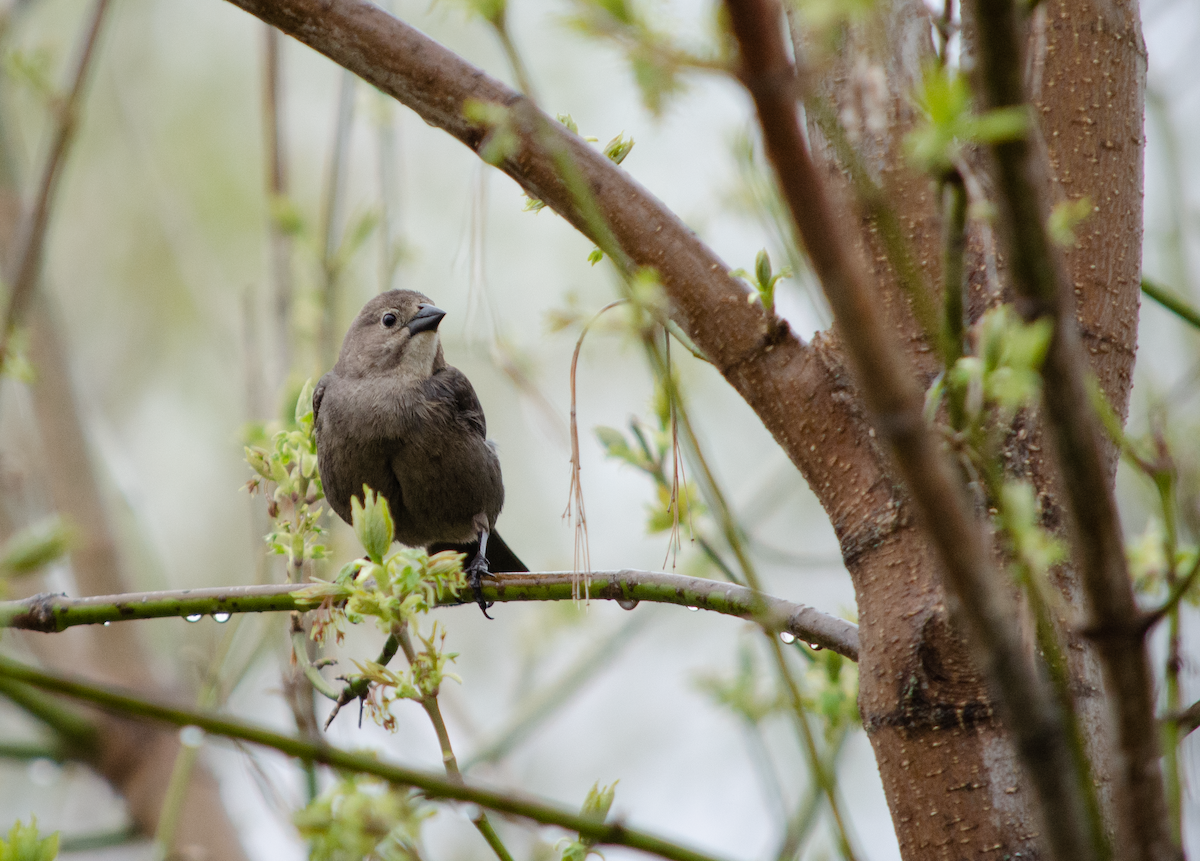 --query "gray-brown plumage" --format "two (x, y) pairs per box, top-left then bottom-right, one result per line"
(313, 289), (525, 616)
